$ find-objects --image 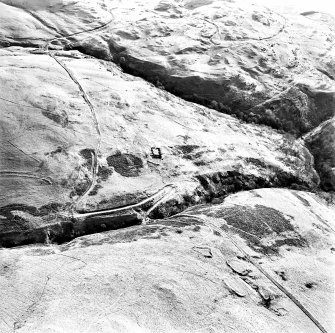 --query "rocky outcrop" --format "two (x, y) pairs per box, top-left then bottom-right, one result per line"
(1, 188), (334, 333)
(305, 118), (335, 191)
